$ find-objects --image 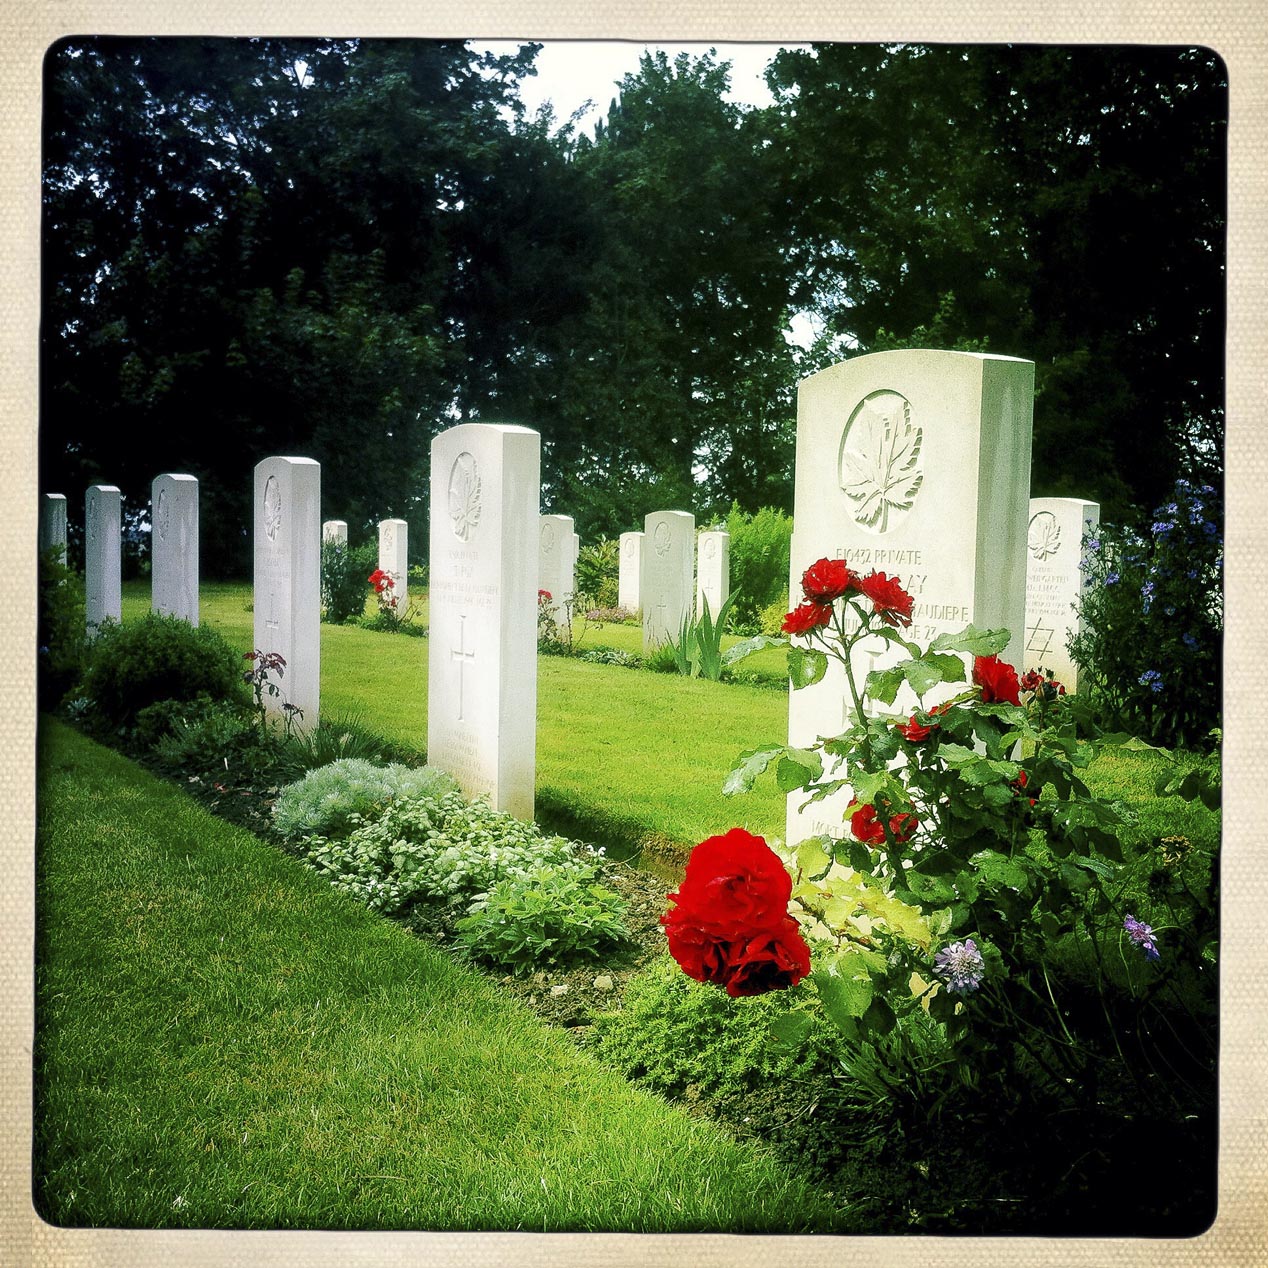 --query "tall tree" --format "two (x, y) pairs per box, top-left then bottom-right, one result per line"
(765, 43), (1226, 520)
